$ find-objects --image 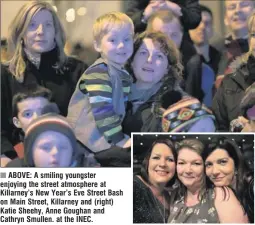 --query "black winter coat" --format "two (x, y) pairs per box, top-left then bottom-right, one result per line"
(212, 58), (254, 131)
(1, 48), (87, 158)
